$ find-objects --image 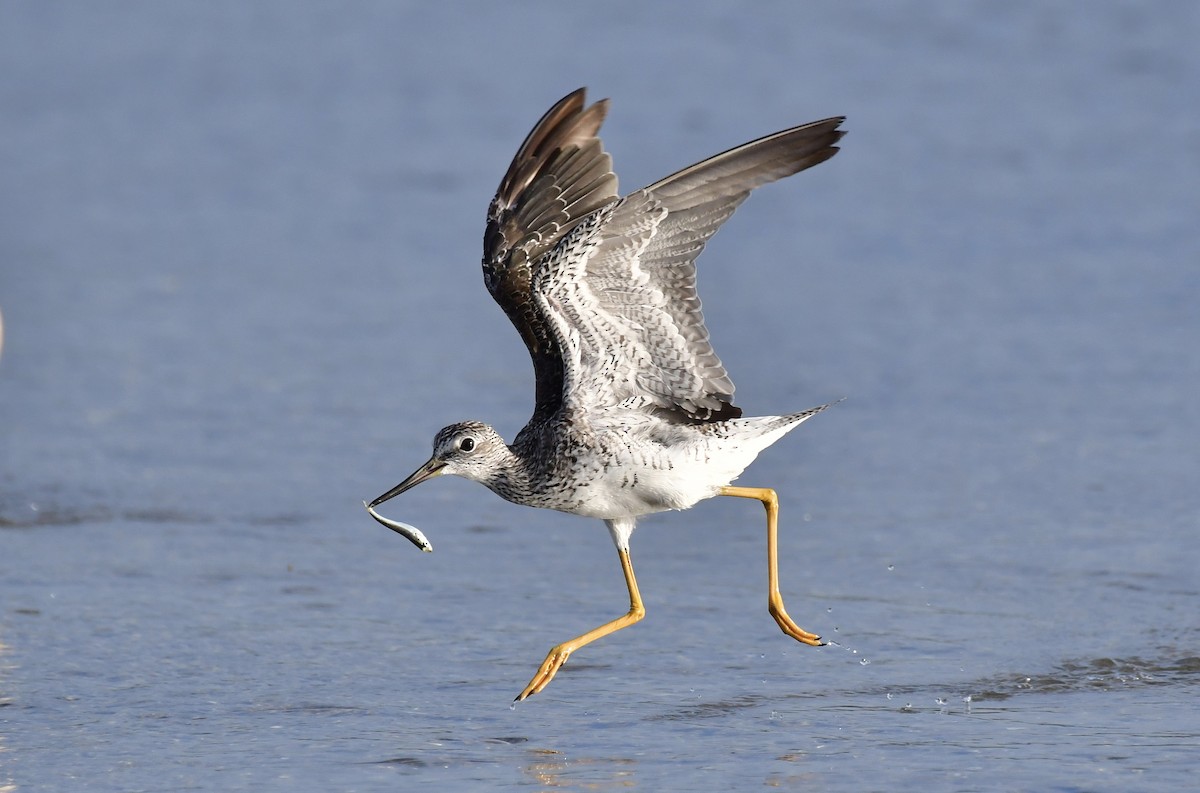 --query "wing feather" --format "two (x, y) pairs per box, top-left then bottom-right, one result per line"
(541, 115), (845, 421)
(482, 89), (845, 426)
(482, 90), (619, 422)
